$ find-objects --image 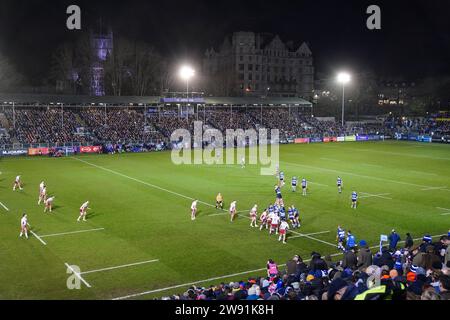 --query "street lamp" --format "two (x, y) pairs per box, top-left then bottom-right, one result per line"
(179, 65), (195, 99)
(337, 72), (351, 127)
